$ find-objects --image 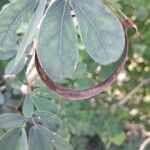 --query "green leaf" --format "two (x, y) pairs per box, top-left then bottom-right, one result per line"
(33, 96), (58, 114)
(0, 50), (16, 60)
(0, 0), (39, 50)
(19, 128), (28, 150)
(71, 0), (125, 65)
(0, 129), (5, 137)
(70, 63), (87, 80)
(29, 125), (53, 150)
(5, 56), (27, 75)
(33, 86), (58, 100)
(0, 113), (25, 129)
(34, 111), (62, 131)
(23, 94), (34, 118)
(73, 78), (95, 89)
(111, 132), (127, 146)
(29, 125), (73, 150)
(0, 92), (5, 105)
(37, 0), (78, 79)
(0, 128), (21, 150)
(0, 0), (8, 9)
(100, 61), (118, 81)
(14, 0), (47, 67)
